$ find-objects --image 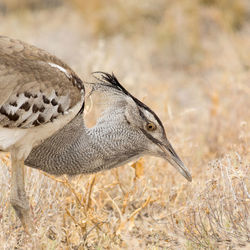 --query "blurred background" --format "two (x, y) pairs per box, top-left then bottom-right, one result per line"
(0, 0), (249, 249)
